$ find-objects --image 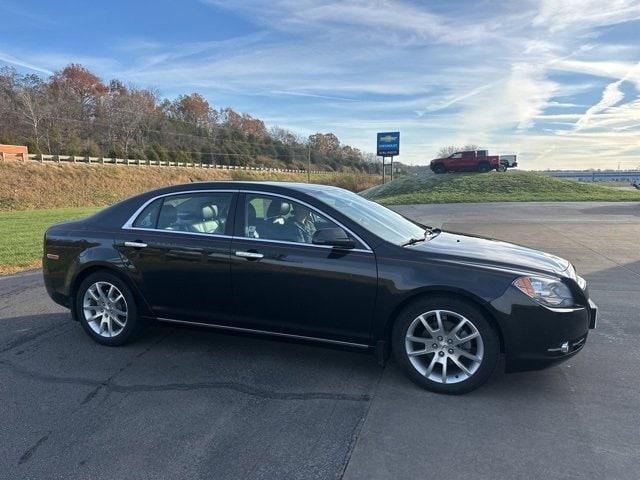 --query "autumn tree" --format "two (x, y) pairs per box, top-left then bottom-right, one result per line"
(0, 63), (374, 171)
